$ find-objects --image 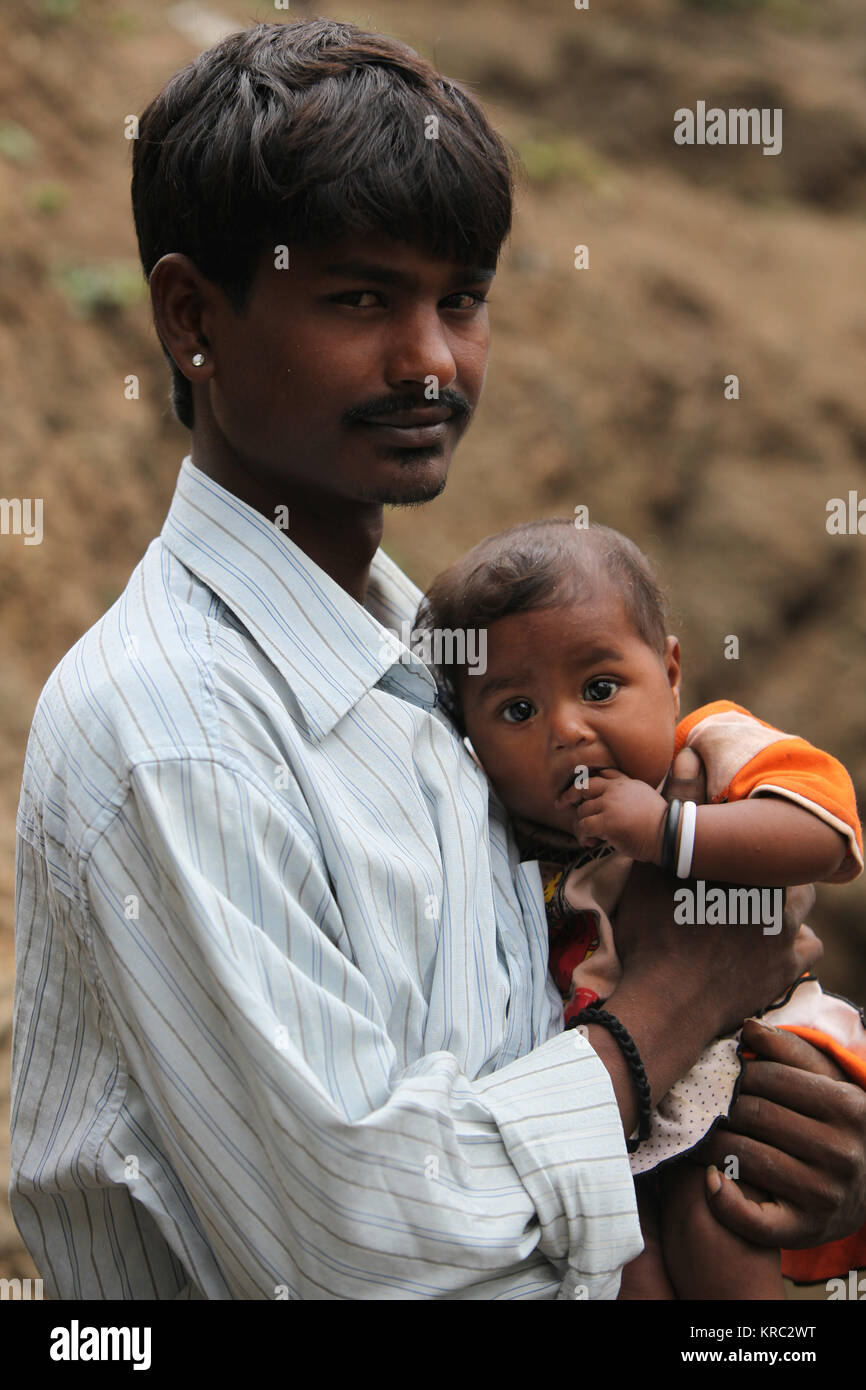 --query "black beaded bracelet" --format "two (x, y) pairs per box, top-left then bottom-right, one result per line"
(566, 1006), (652, 1153)
(660, 798), (682, 875)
